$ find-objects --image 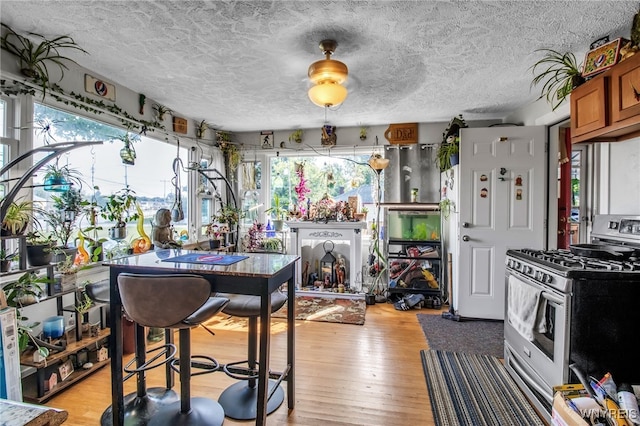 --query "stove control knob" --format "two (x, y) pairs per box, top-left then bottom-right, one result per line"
(543, 274), (553, 284)
(535, 271), (543, 281)
(524, 265), (532, 275)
